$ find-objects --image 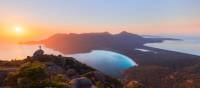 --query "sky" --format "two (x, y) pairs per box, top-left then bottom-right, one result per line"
(0, 0), (200, 41)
